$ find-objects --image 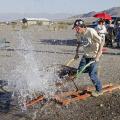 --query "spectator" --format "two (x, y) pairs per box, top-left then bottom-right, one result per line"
(95, 19), (107, 45)
(105, 20), (115, 47)
(116, 22), (120, 48)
